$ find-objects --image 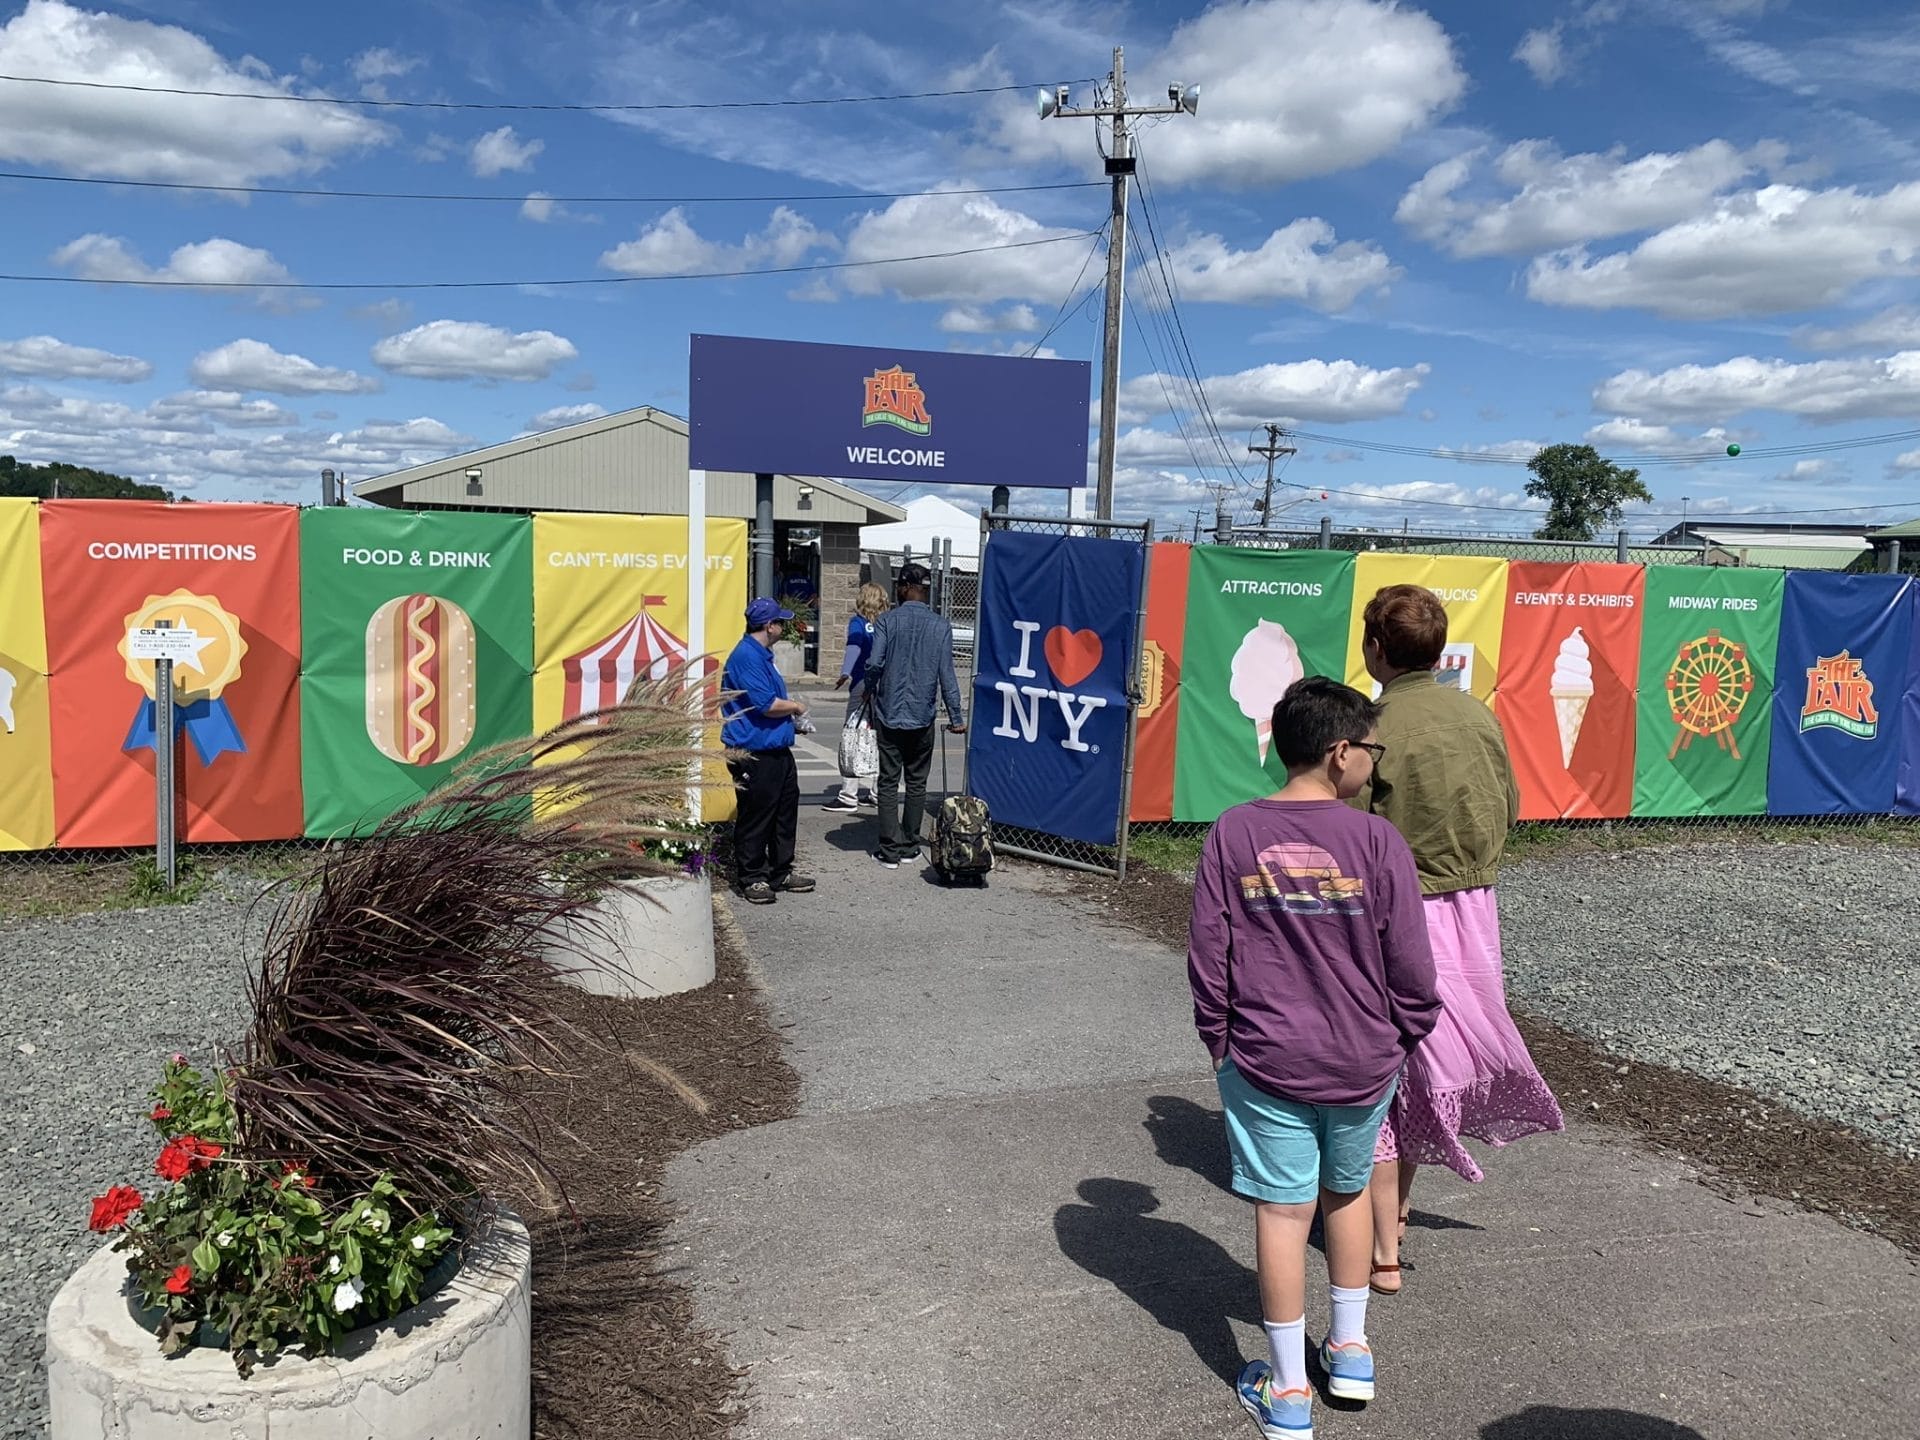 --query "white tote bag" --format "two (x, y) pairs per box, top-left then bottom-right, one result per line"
(838, 698), (878, 779)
